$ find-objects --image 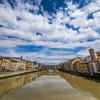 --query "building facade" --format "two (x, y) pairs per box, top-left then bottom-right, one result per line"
(86, 49), (99, 75)
(0, 57), (11, 72)
(84, 56), (91, 62)
(9, 59), (17, 71)
(33, 62), (39, 69)
(12, 56), (26, 71)
(0, 56), (3, 71)
(26, 61), (33, 70)
(96, 51), (100, 71)
(70, 57), (83, 72)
